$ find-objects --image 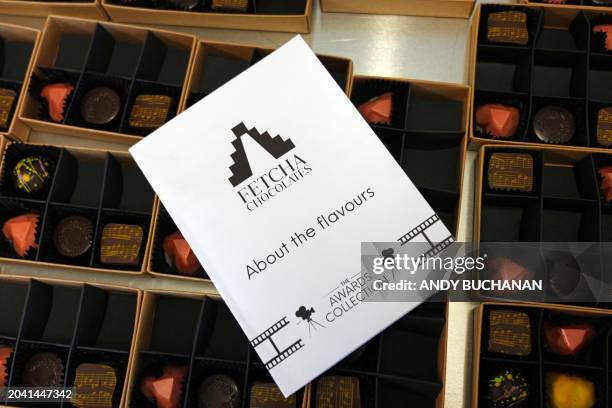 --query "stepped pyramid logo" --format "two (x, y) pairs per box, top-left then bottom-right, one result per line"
(228, 122), (295, 187)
